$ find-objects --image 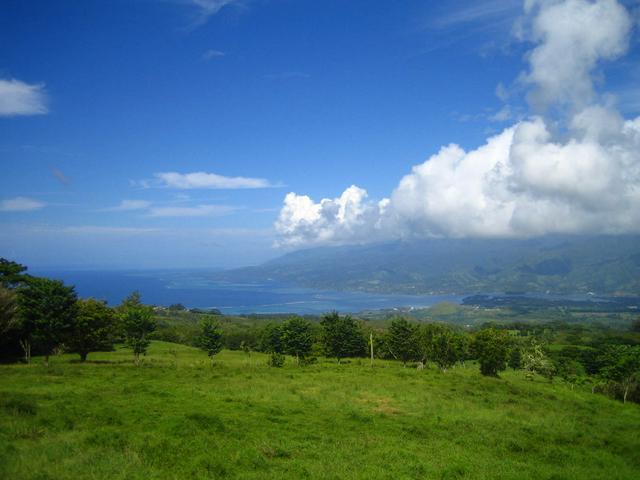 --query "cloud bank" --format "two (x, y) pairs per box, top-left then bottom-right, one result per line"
(0, 79), (48, 117)
(275, 0), (640, 247)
